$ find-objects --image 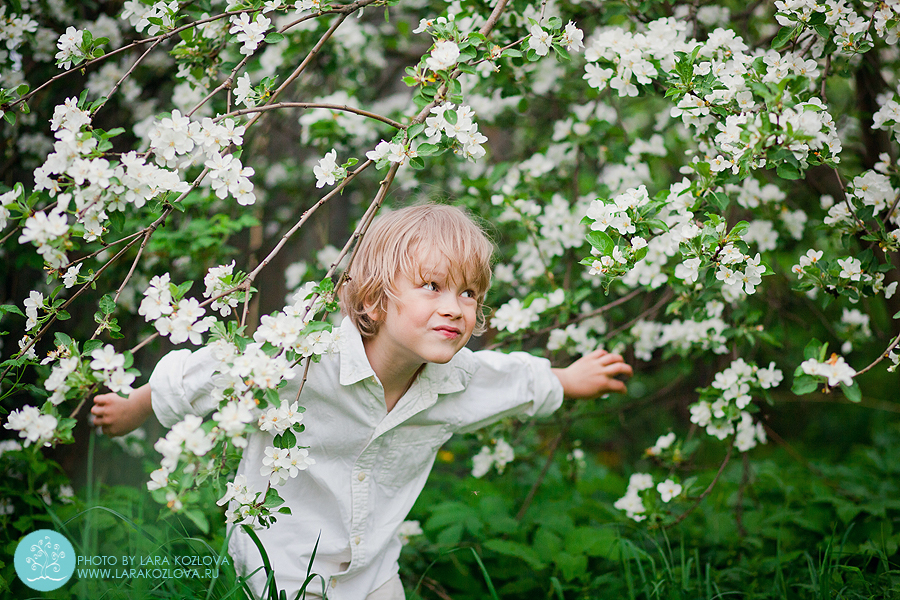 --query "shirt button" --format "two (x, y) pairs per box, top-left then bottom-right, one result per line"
(354, 536), (361, 545)
(357, 472), (366, 481)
